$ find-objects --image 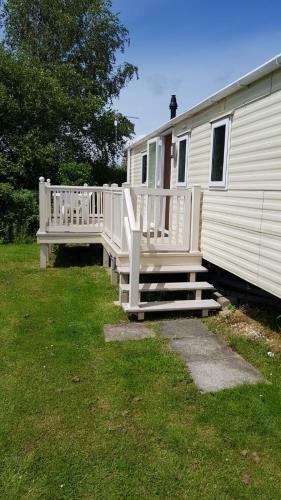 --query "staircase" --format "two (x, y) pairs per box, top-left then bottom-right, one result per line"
(115, 185), (220, 320)
(116, 261), (220, 320)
